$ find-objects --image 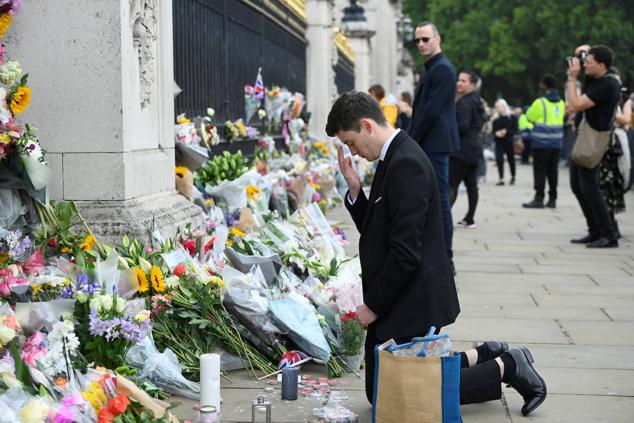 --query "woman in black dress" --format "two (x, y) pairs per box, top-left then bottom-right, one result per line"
(492, 99), (518, 185)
